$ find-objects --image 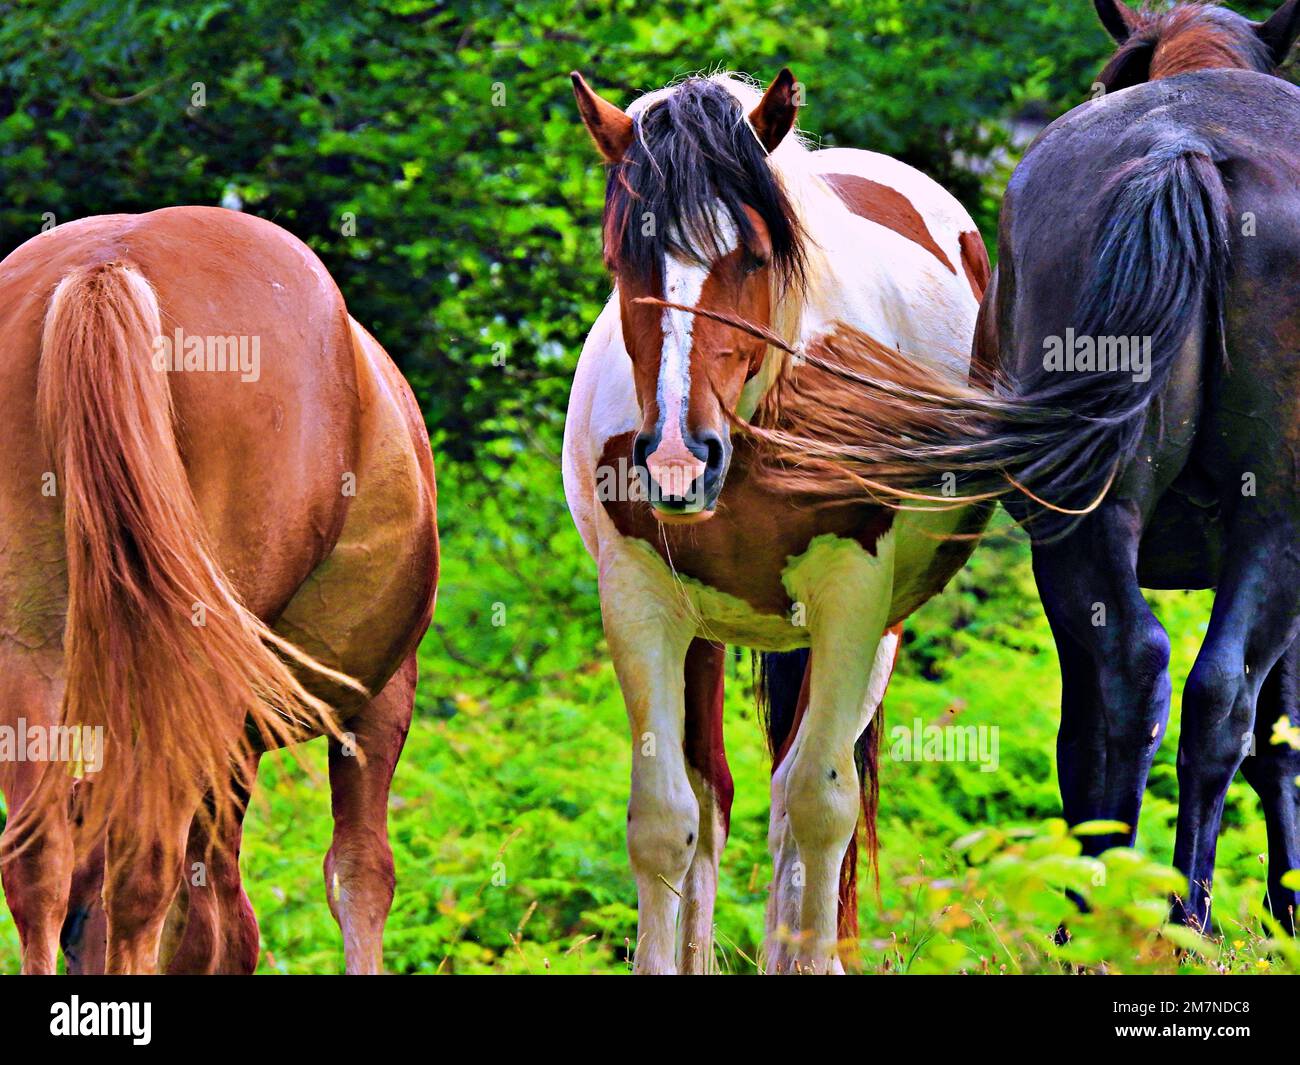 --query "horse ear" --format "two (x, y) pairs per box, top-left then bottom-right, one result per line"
(1094, 0), (1140, 42)
(748, 68), (799, 153)
(1256, 0), (1300, 65)
(571, 72), (633, 164)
